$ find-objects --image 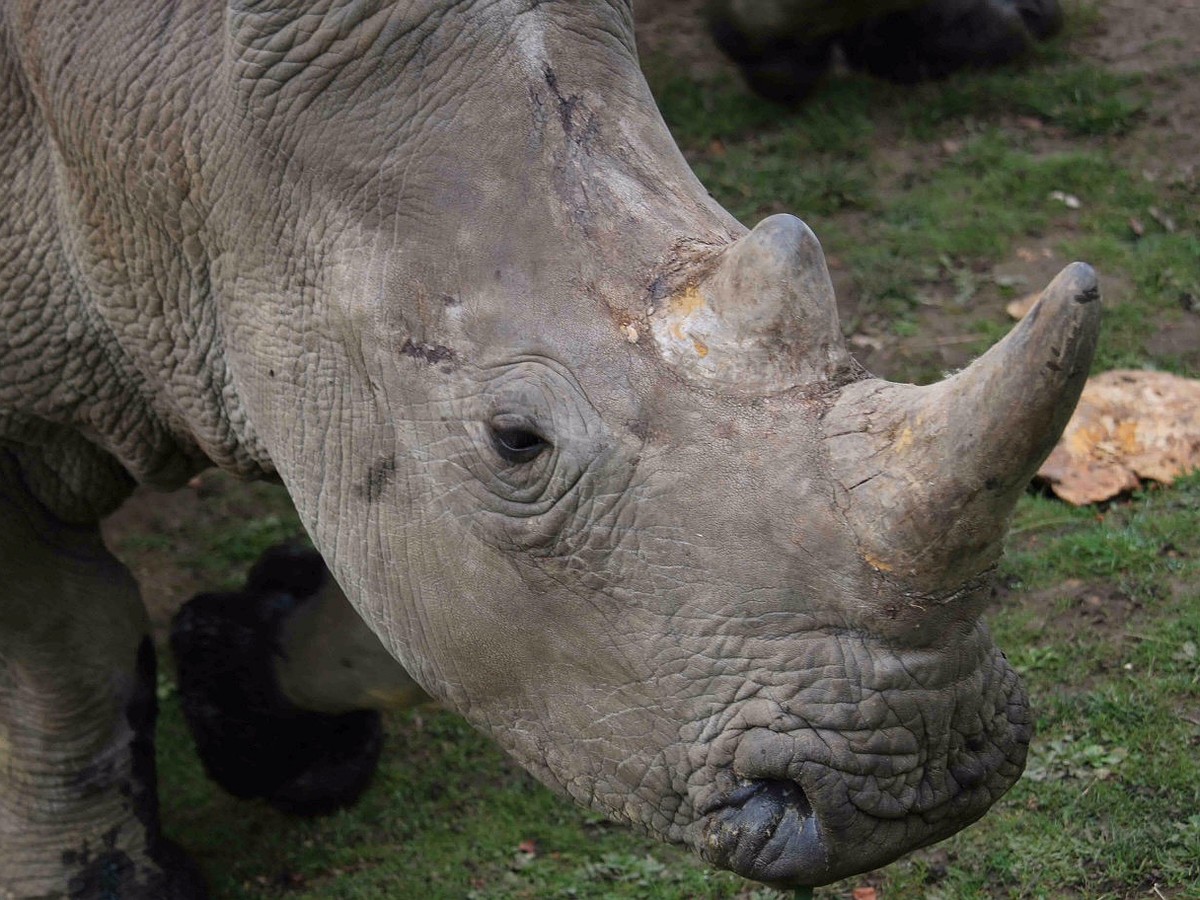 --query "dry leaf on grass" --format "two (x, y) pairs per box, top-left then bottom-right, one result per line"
(1037, 370), (1200, 505)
